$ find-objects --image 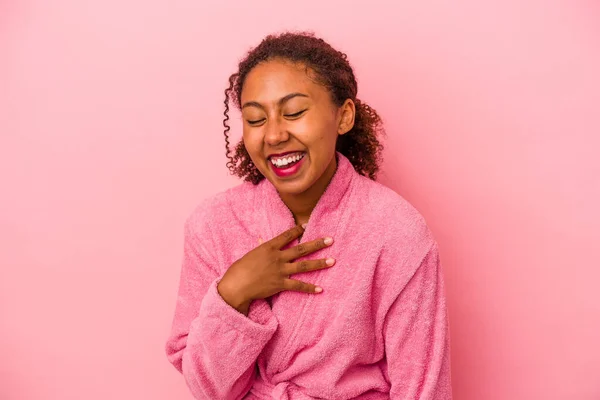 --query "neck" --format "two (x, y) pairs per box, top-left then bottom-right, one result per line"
(278, 153), (338, 225)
